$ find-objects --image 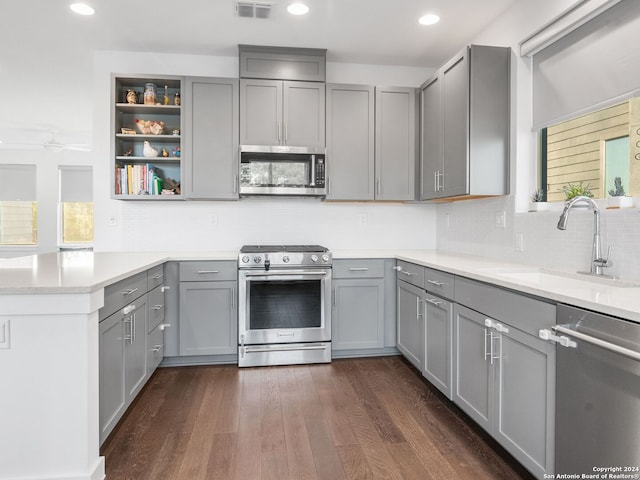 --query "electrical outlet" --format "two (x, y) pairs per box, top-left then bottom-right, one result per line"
(209, 214), (218, 225)
(515, 233), (524, 252)
(0, 319), (10, 349)
(107, 215), (118, 226)
(495, 211), (506, 229)
(359, 213), (368, 226)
